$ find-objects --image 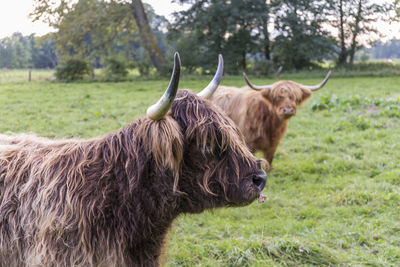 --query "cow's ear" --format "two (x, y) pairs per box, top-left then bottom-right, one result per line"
(300, 88), (312, 103)
(261, 89), (272, 102)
